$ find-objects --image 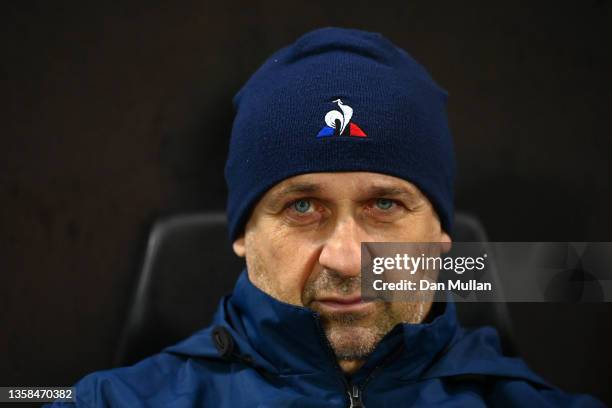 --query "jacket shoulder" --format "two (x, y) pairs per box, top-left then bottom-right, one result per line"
(47, 351), (226, 408)
(427, 326), (605, 407)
